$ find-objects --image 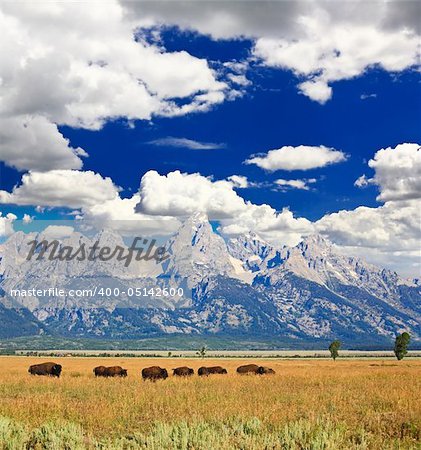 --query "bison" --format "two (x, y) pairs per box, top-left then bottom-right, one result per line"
(236, 364), (261, 375)
(93, 366), (107, 377)
(94, 366), (127, 377)
(198, 366), (227, 376)
(142, 366), (168, 381)
(173, 366), (194, 377)
(258, 366), (275, 375)
(28, 362), (62, 378)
